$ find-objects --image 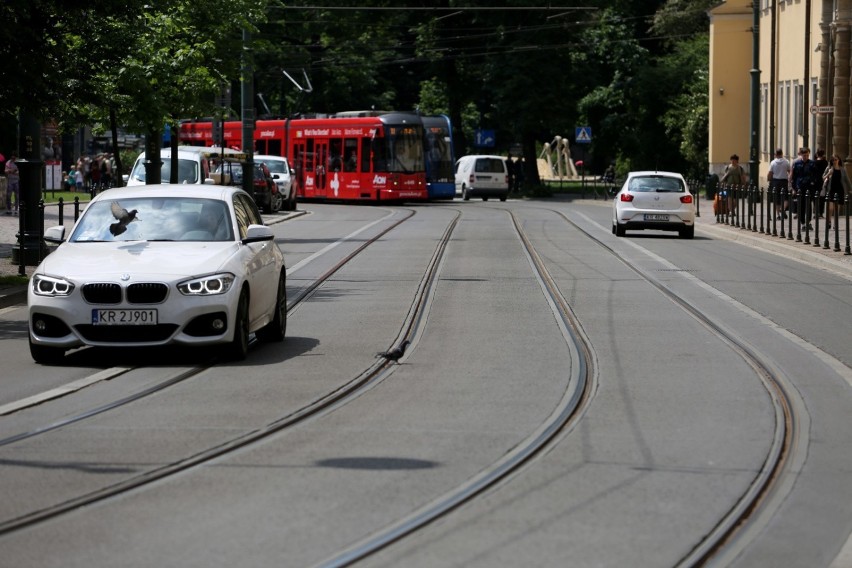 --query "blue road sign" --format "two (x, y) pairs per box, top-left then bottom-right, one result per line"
(475, 129), (495, 148)
(575, 127), (592, 143)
